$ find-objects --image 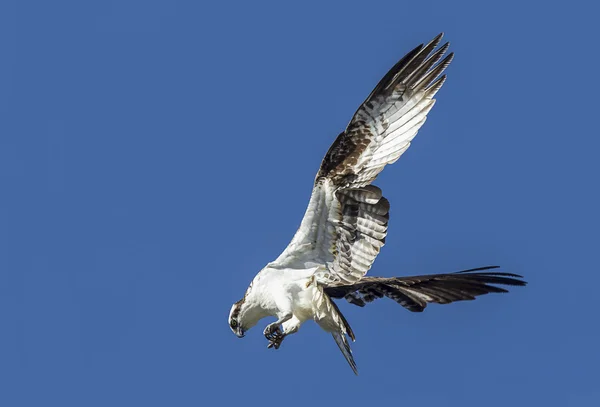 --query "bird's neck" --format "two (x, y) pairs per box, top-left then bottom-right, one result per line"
(239, 288), (273, 329)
